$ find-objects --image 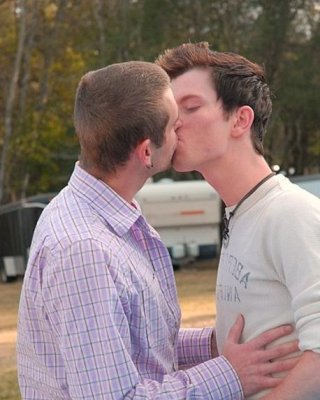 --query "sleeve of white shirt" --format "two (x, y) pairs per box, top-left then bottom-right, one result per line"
(267, 190), (320, 353)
